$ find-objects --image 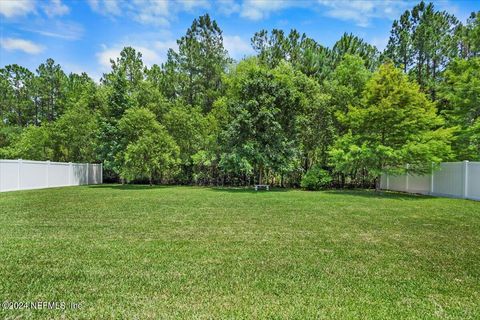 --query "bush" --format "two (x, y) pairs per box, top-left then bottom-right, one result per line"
(301, 166), (332, 190)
